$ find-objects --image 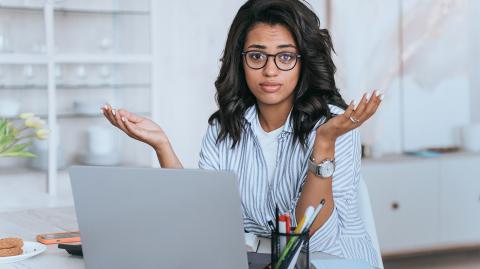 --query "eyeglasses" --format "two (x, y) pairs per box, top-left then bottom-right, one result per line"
(242, 50), (301, 71)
